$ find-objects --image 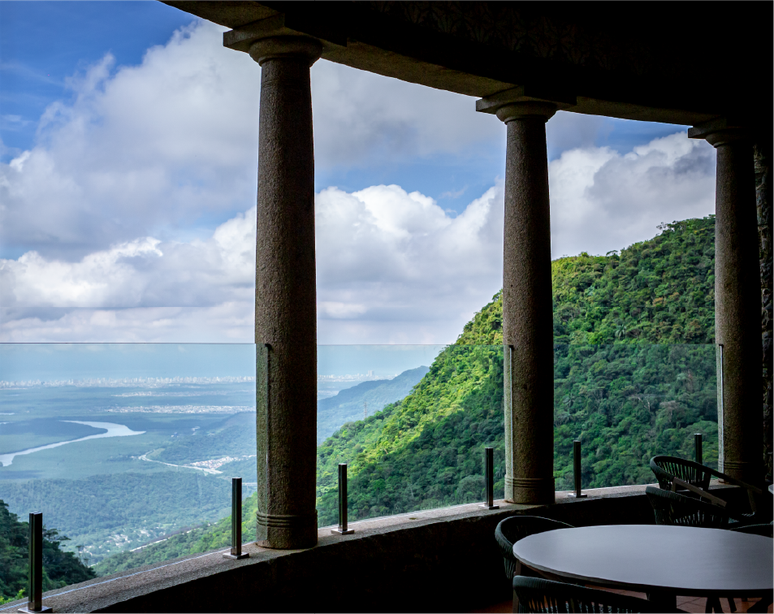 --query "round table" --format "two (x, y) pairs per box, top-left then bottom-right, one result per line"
(513, 525), (773, 605)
